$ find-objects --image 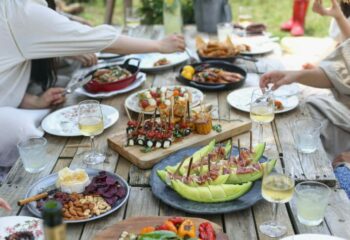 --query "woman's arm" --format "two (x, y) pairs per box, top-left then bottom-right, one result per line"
(260, 68), (334, 90)
(20, 88), (66, 109)
(103, 35), (185, 55)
